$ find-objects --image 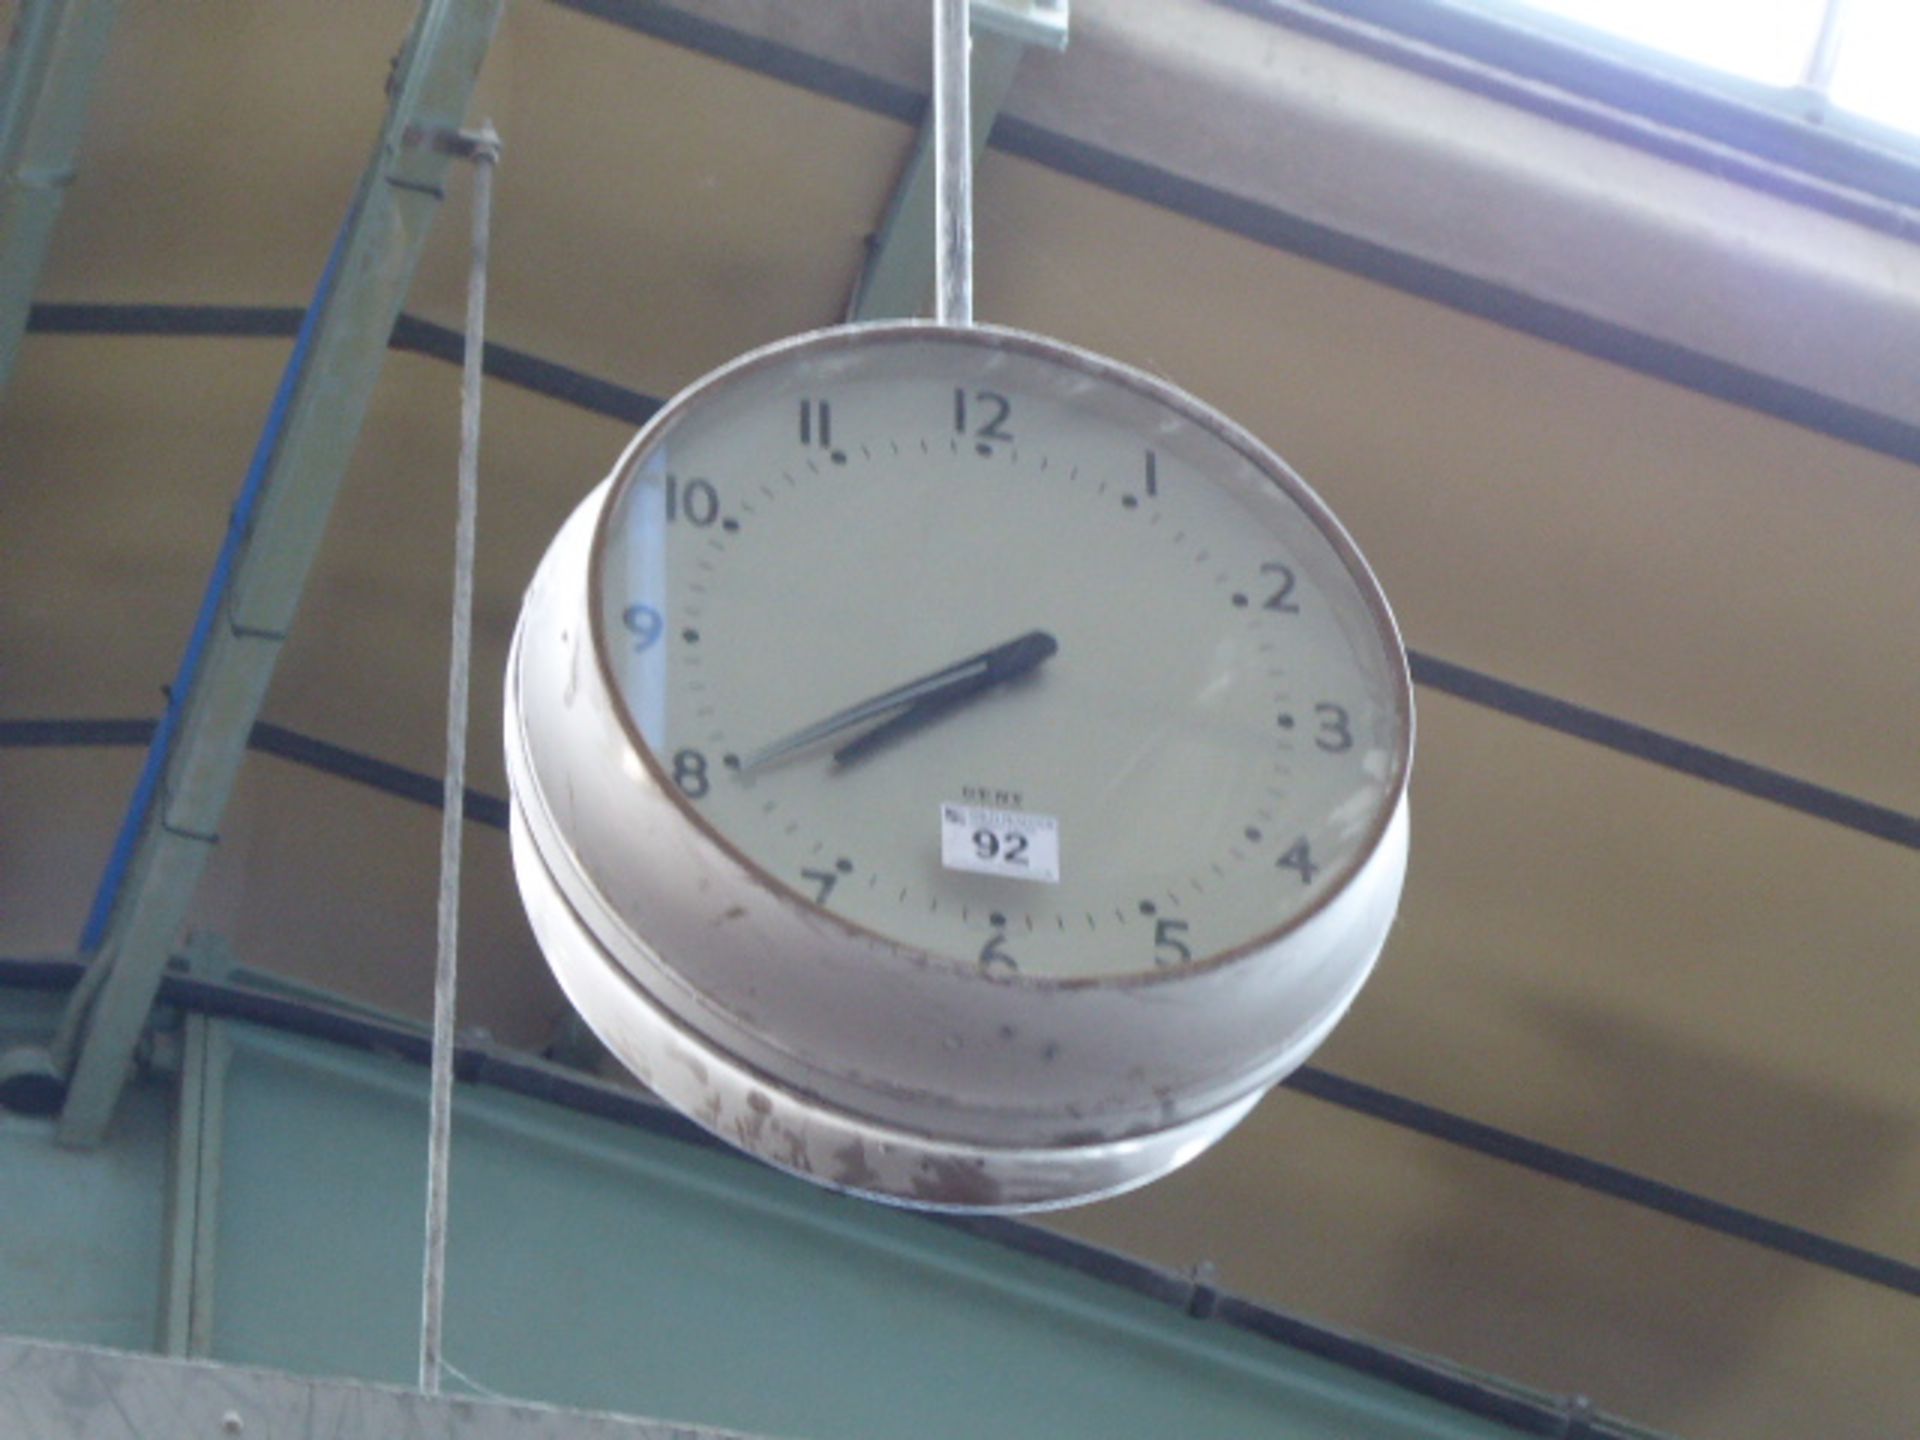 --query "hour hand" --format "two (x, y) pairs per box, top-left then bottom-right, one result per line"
(738, 630), (1057, 773)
